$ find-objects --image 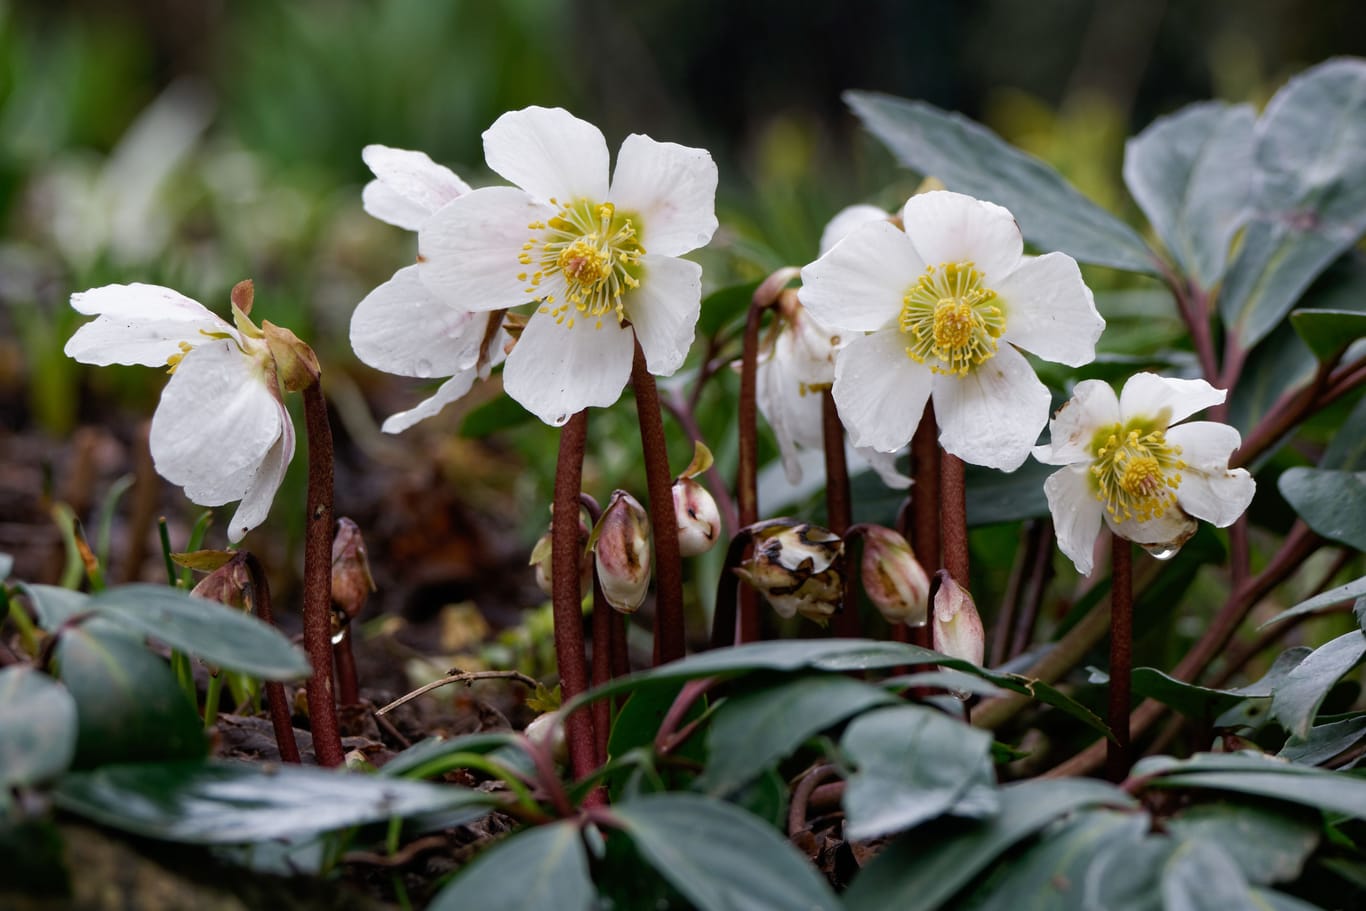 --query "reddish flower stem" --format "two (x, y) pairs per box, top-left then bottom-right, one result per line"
(1106, 535), (1133, 782)
(940, 452), (969, 586)
(242, 552), (301, 764)
(821, 390), (860, 638)
(552, 410), (598, 786)
(631, 341), (685, 665)
(579, 492), (612, 768)
(335, 630), (360, 706)
(710, 531), (753, 649)
(302, 382), (344, 767)
(908, 403), (941, 648)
